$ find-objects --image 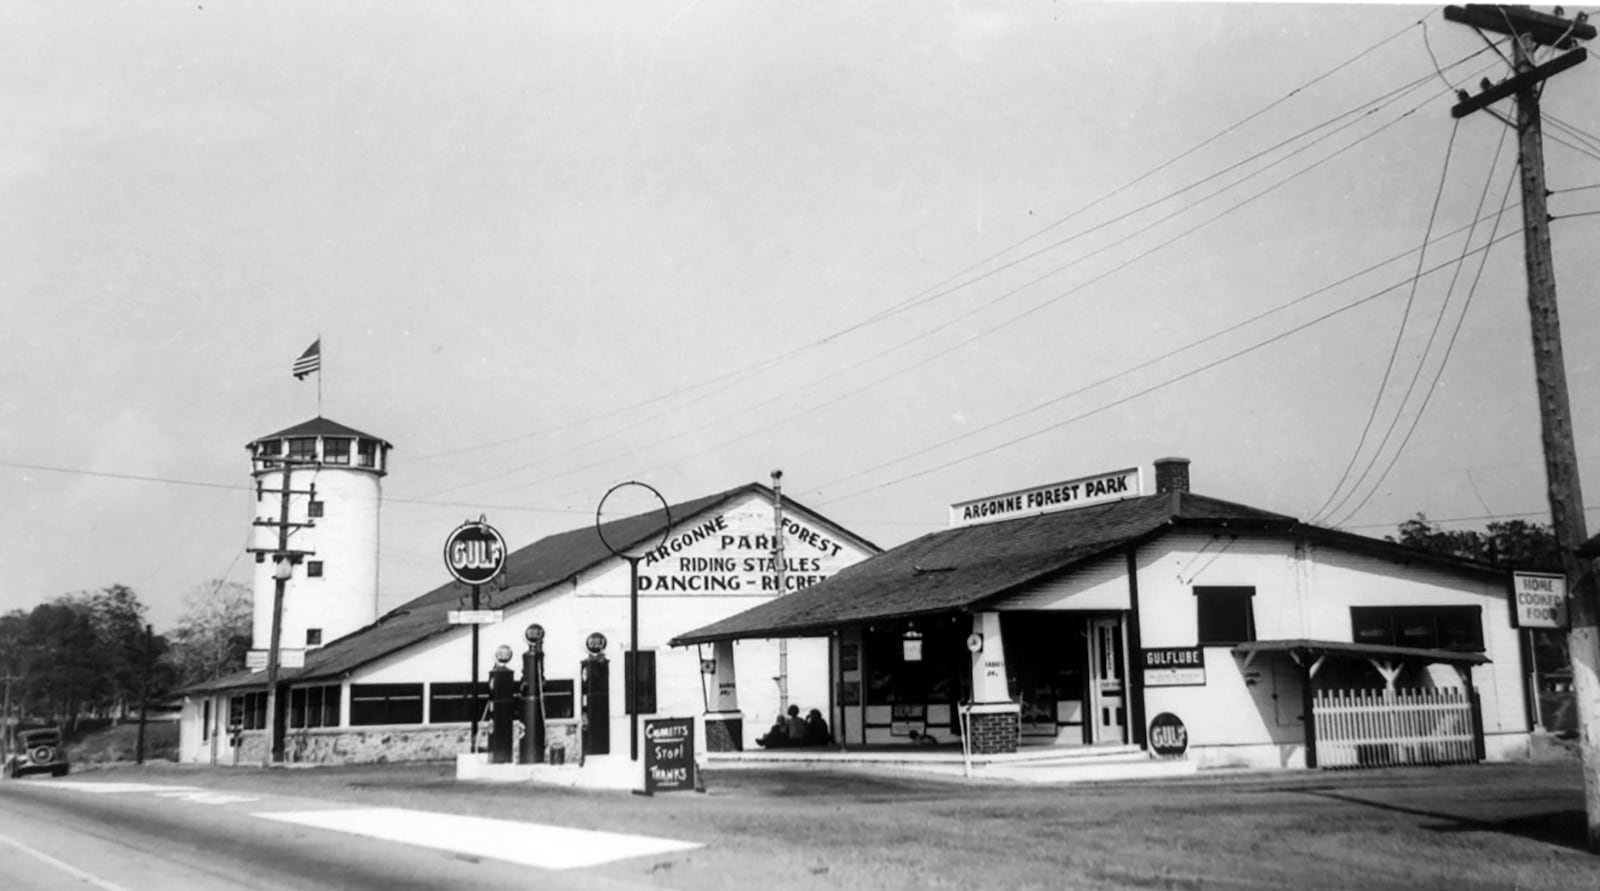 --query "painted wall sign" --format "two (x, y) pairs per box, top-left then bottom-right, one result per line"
(1141, 647), (1206, 687)
(1511, 572), (1569, 629)
(629, 509), (857, 596)
(948, 467), (1142, 527)
(443, 520), (507, 585)
(644, 717), (696, 793)
(1149, 712), (1188, 757)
